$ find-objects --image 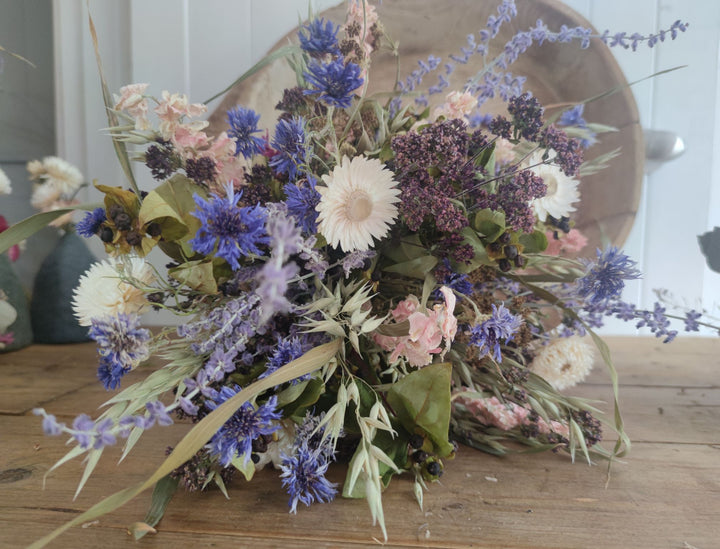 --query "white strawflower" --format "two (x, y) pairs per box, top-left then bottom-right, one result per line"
(0, 167), (11, 195)
(316, 155), (400, 252)
(72, 257), (156, 326)
(528, 152), (580, 222)
(530, 336), (595, 391)
(39, 156), (84, 195)
(30, 181), (63, 210)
